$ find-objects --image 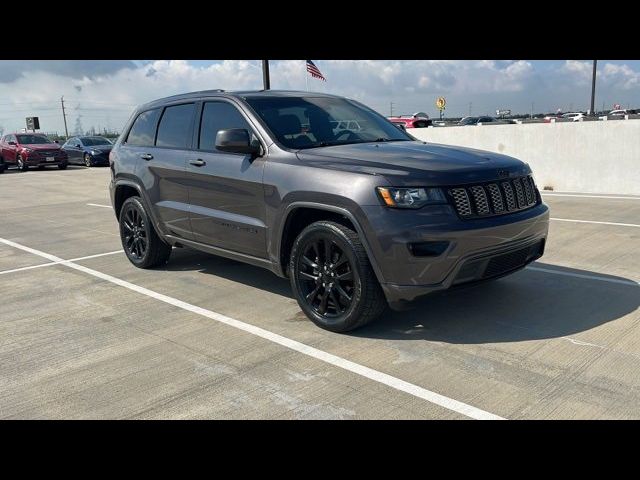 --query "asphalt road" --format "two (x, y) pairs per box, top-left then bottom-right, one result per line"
(1, 166), (639, 419)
